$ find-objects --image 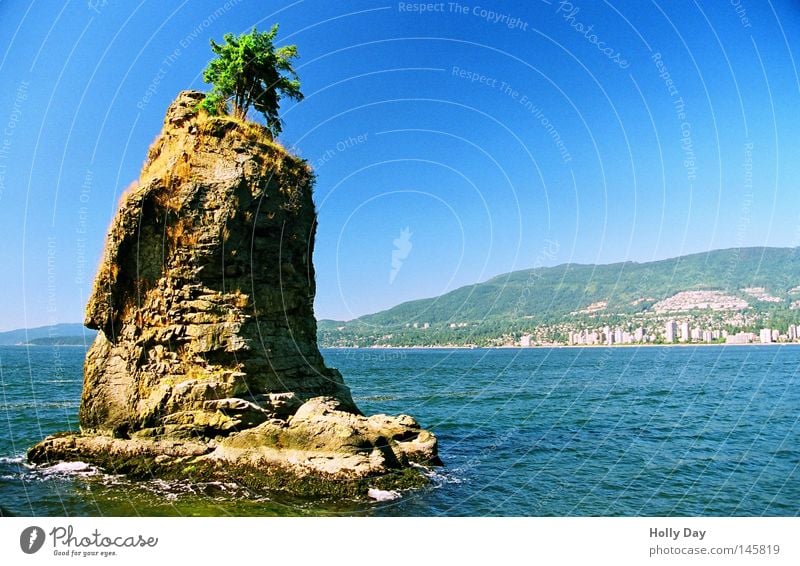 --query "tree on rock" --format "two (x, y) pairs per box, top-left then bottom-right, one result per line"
(200, 25), (303, 135)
